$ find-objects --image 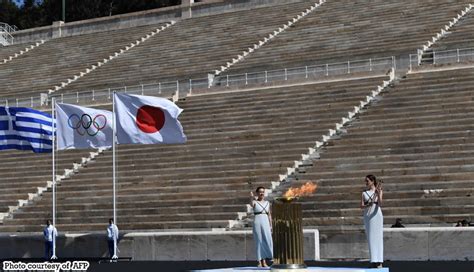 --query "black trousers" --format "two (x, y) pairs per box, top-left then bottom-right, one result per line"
(44, 241), (53, 259)
(108, 240), (115, 257)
